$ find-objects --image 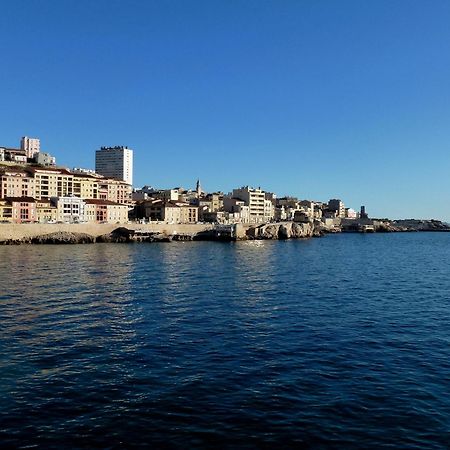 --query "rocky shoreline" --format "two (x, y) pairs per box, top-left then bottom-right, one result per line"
(0, 219), (448, 245)
(0, 222), (317, 245)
